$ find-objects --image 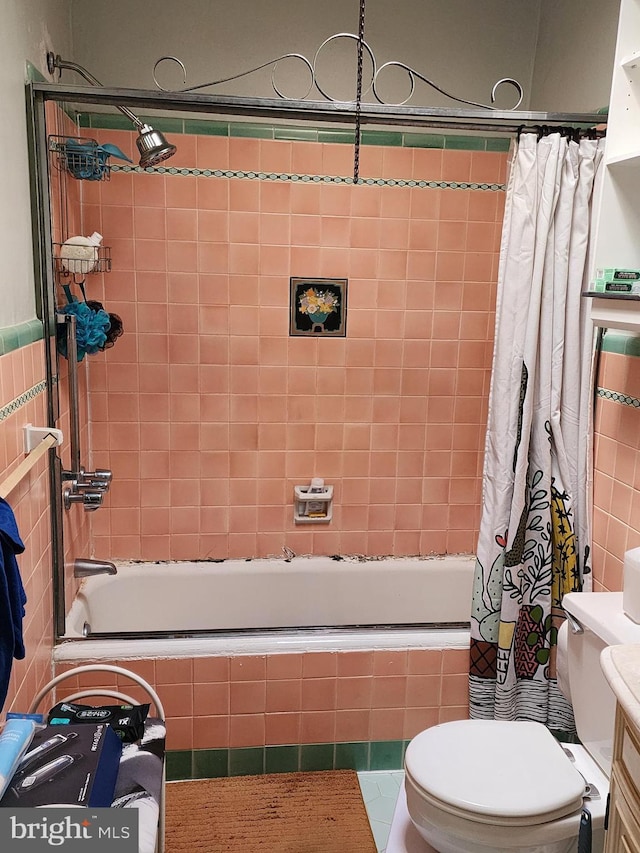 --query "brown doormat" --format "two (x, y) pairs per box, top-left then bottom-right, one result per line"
(165, 769), (378, 853)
